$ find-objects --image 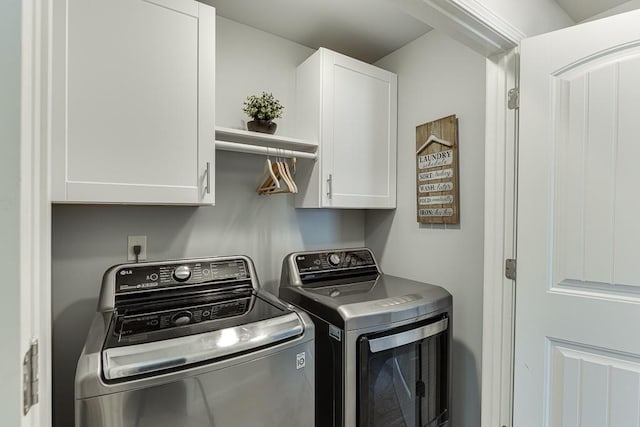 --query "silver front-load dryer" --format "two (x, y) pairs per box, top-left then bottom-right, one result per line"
(279, 248), (451, 427)
(75, 256), (314, 427)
